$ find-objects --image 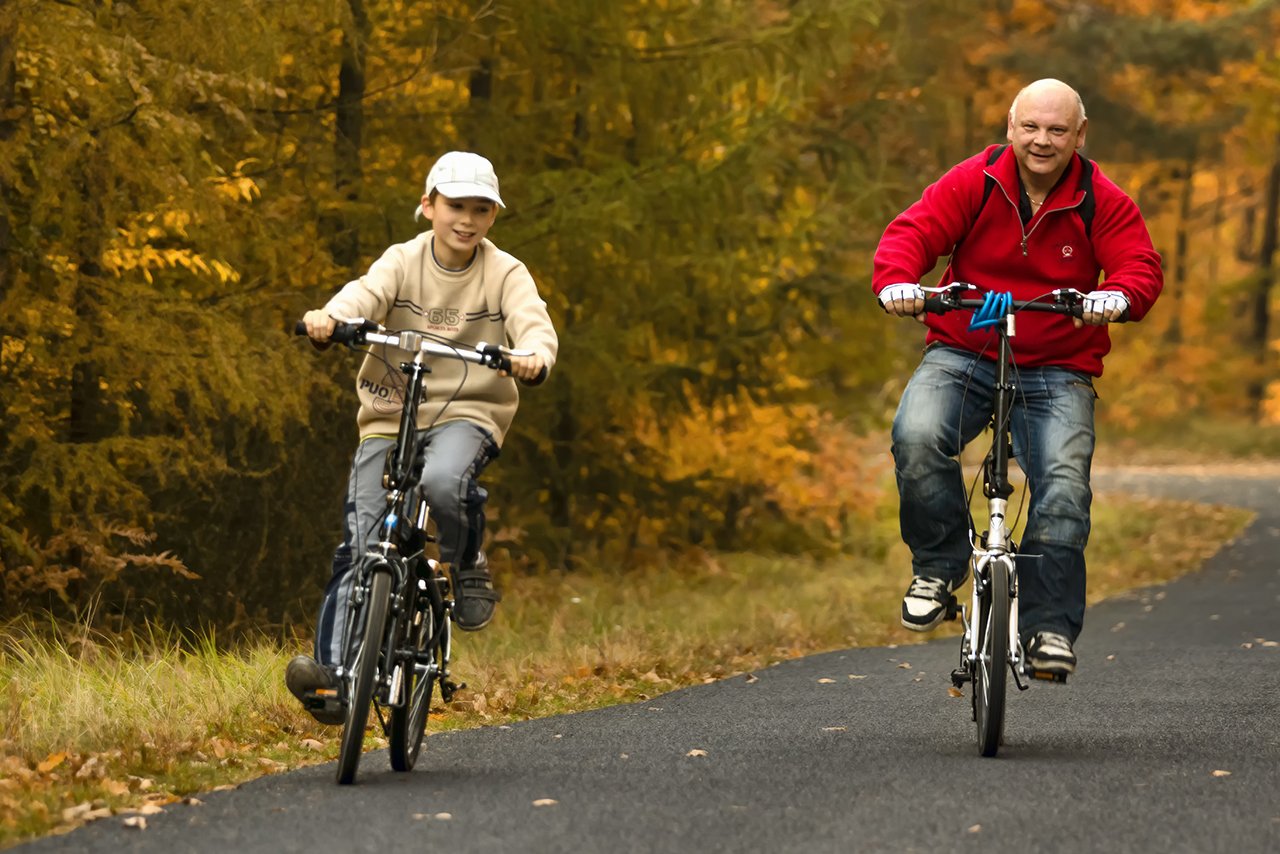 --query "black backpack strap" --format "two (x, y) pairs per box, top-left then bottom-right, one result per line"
(952, 145), (1008, 257)
(979, 144), (1009, 210)
(1076, 155), (1096, 240)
